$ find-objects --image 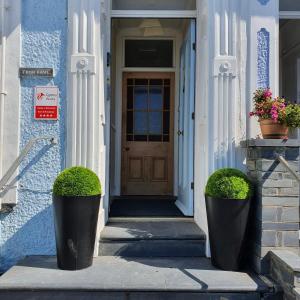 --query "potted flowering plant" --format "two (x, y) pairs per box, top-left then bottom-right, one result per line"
(249, 88), (288, 139)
